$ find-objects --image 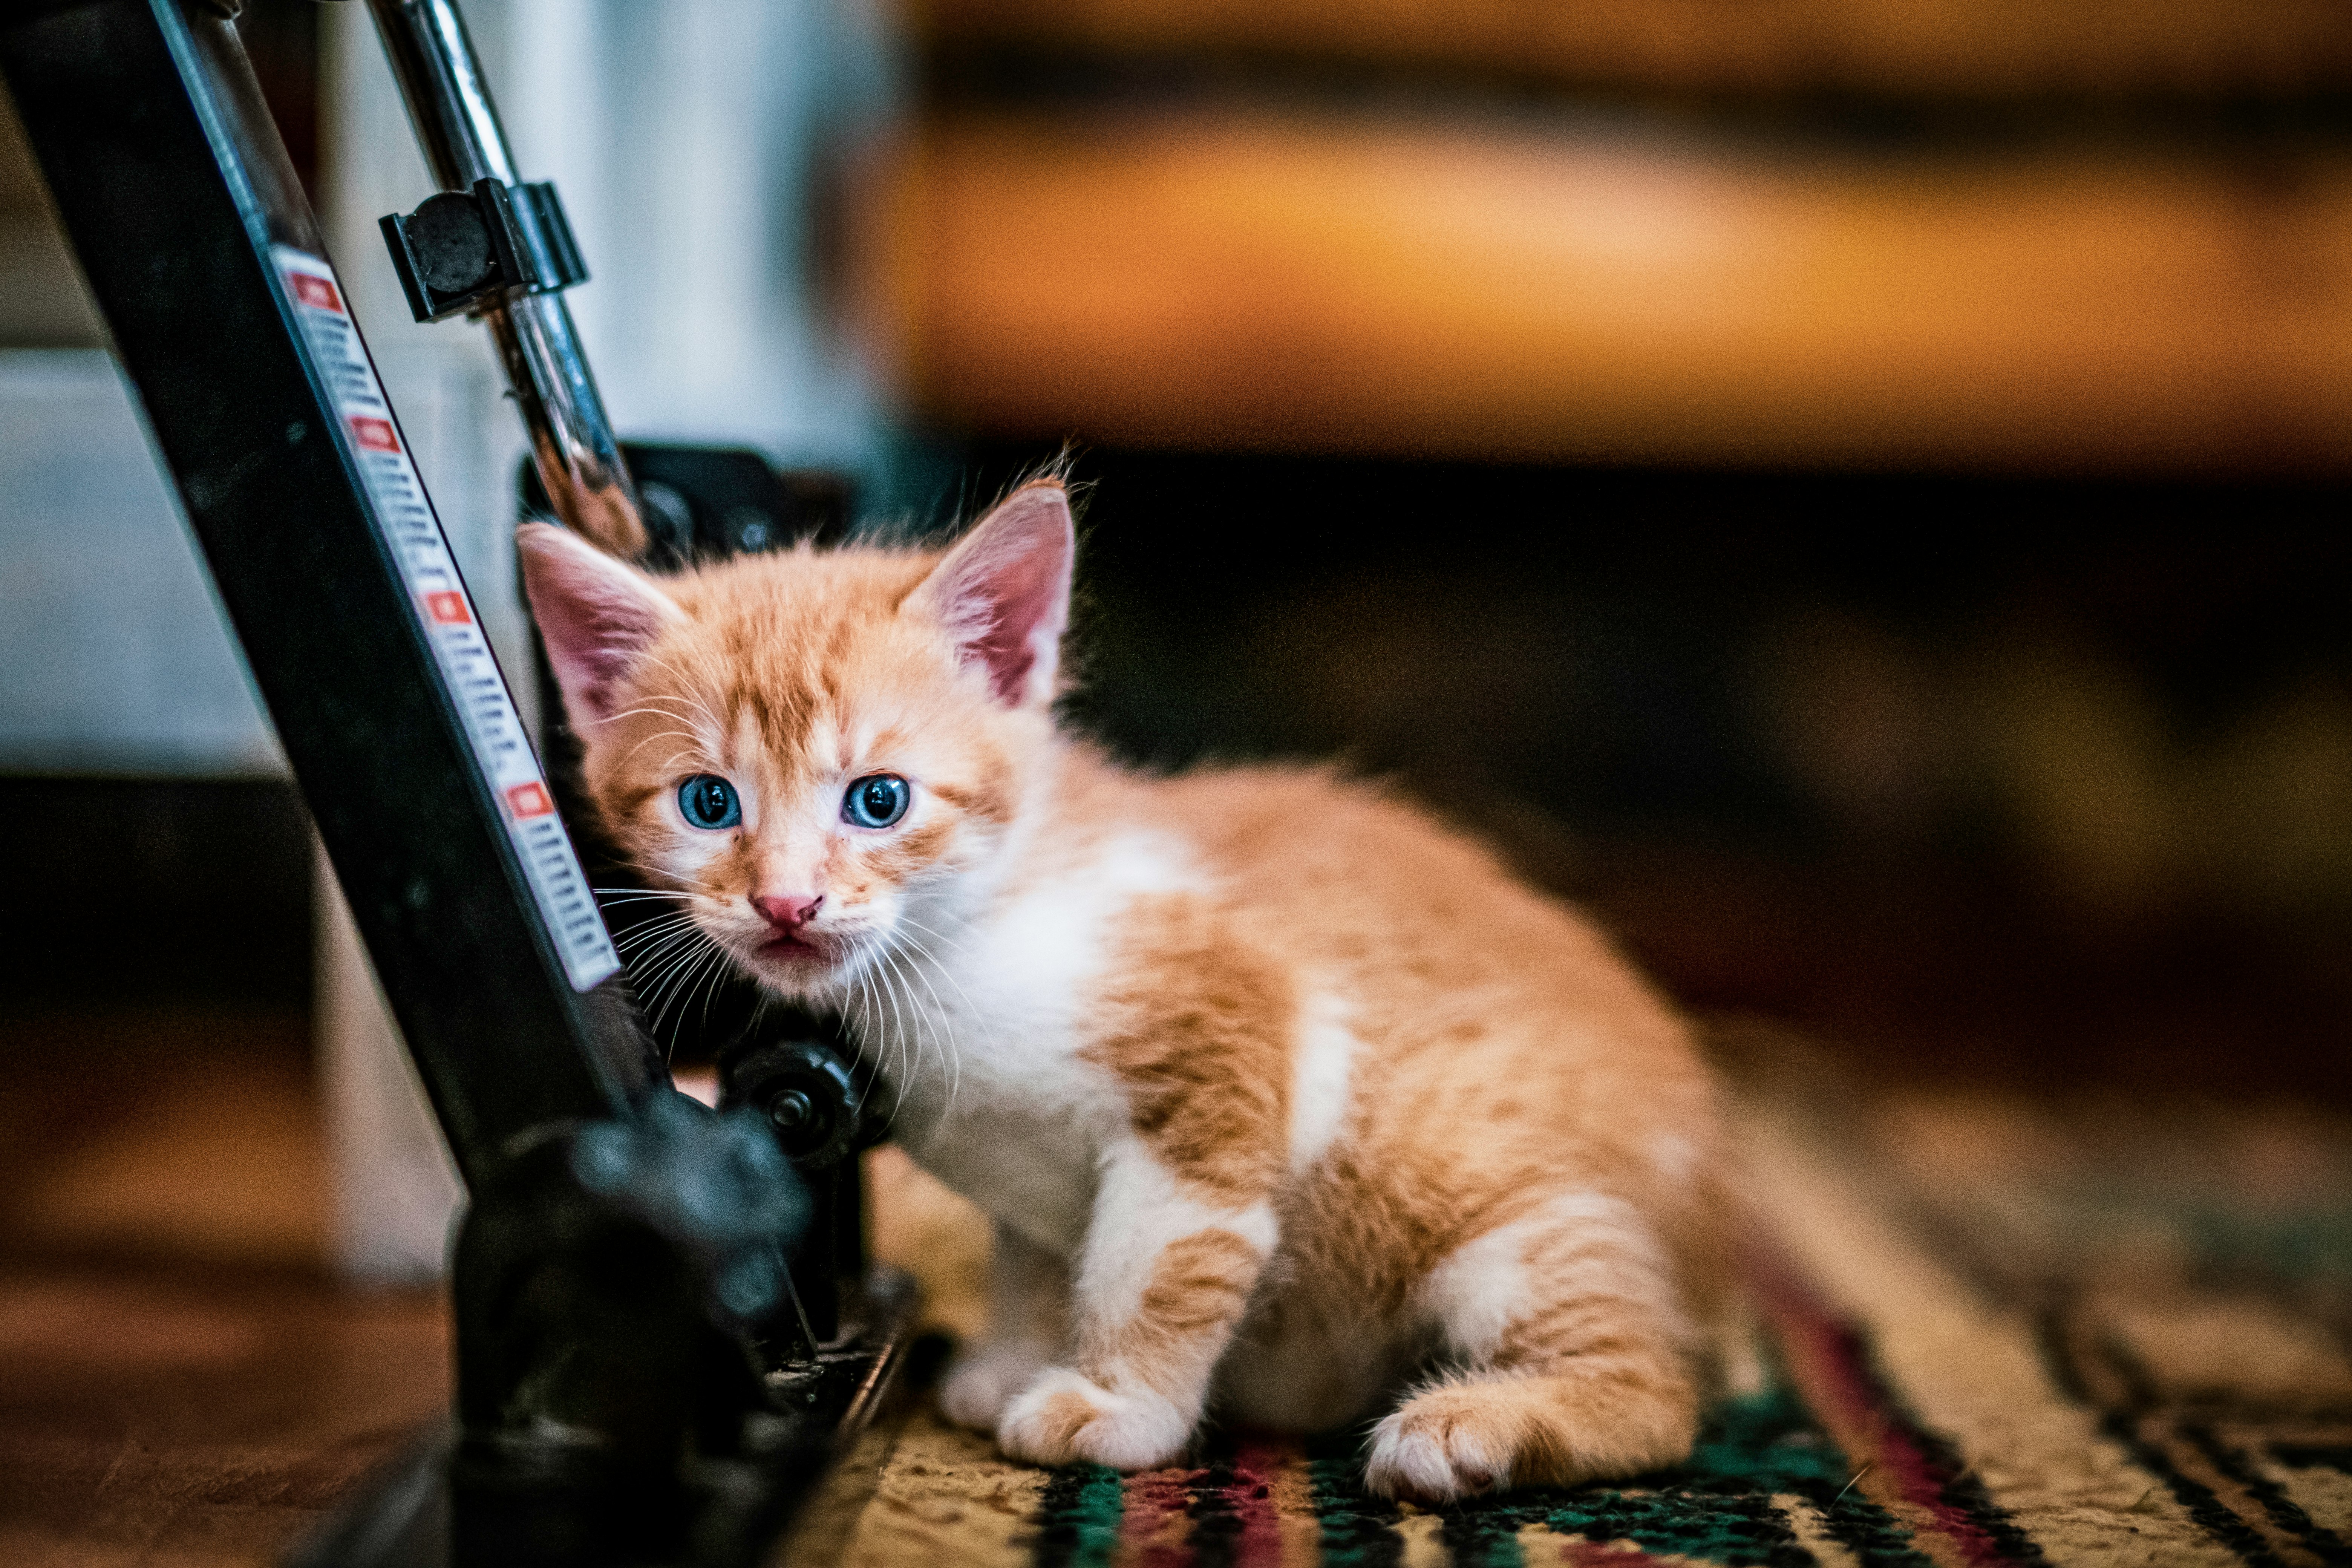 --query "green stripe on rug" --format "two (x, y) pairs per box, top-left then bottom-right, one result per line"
(1288, 1369), (1939, 1568)
(1032, 1462), (1126, 1568)
(1515, 1378), (1932, 1568)
(1306, 1429), (1406, 1568)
